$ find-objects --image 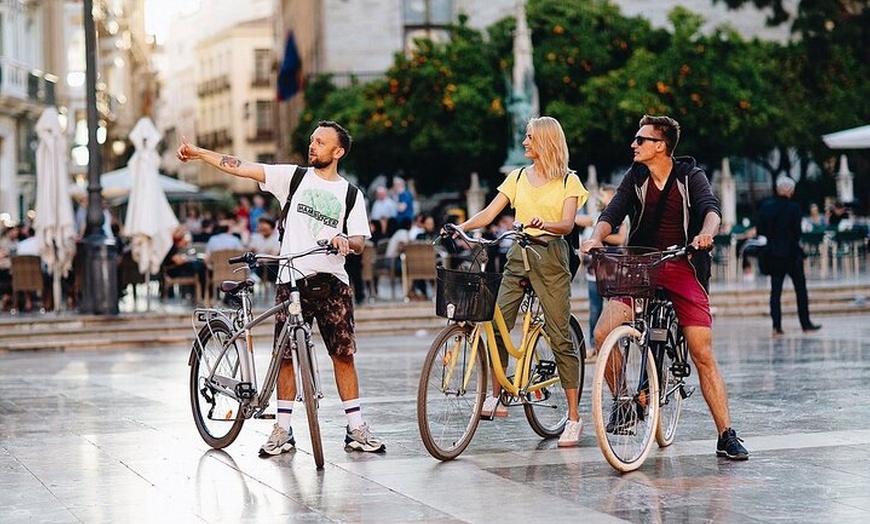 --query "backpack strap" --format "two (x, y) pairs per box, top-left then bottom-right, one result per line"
(277, 166), (308, 244)
(342, 183), (359, 235)
(277, 165), (361, 244)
